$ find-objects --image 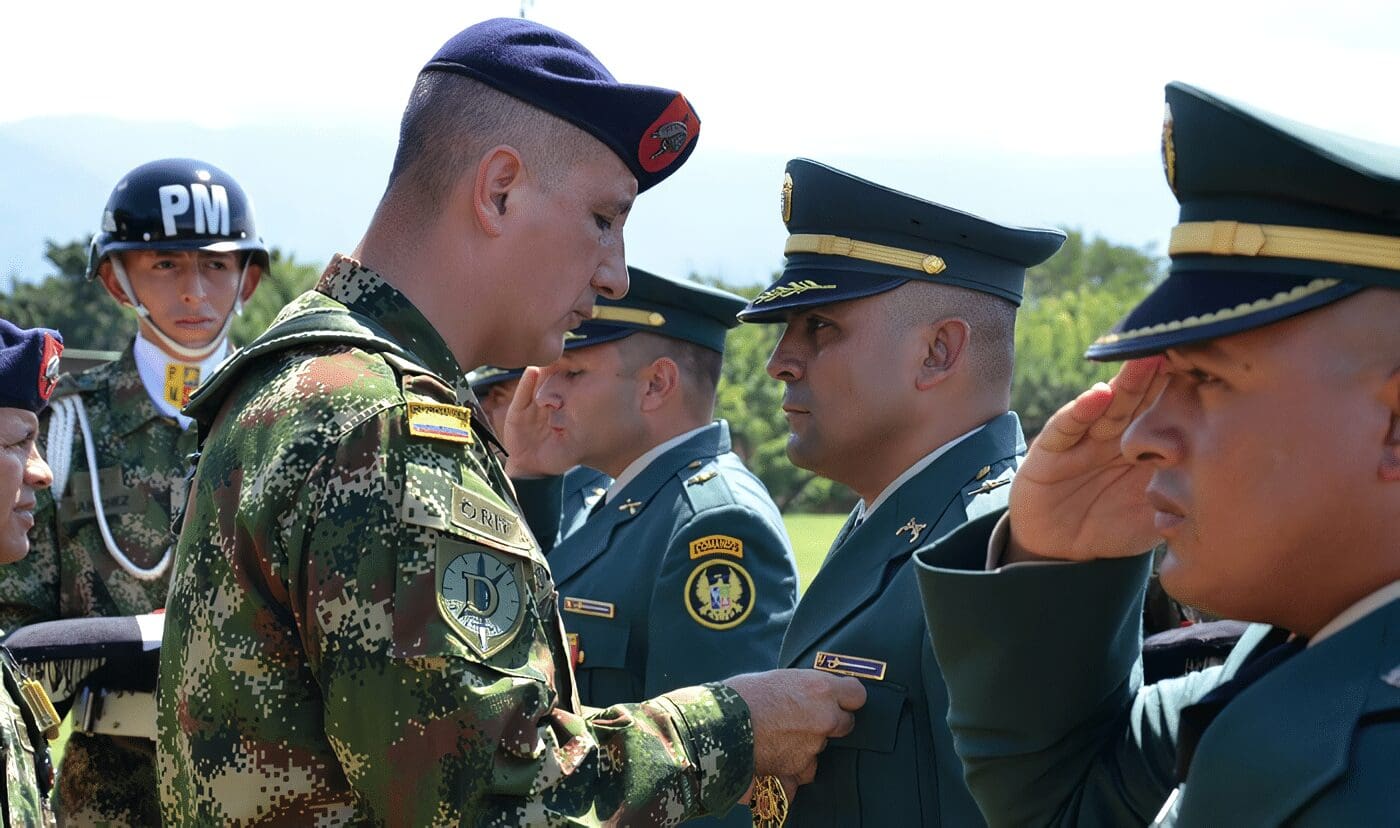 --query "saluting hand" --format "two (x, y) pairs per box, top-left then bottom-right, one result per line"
(502, 367), (575, 478)
(1005, 357), (1168, 564)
